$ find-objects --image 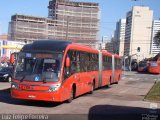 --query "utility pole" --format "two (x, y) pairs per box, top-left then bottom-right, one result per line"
(102, 36), (104, 43)
(130, 55), (132, 72)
